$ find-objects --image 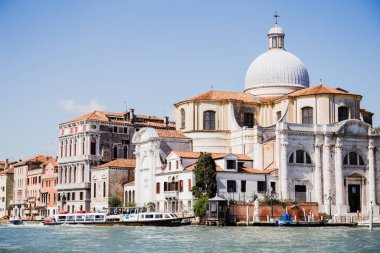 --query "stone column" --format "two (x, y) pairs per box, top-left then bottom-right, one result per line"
(334, 139), (344, 214)
(87, 135), (91, 156)
(96, 135), (100, 156)
(368, 140), (376, 205)
(314, 143), (323, 204)
(280, 141), (288, 200)
(323, 137), (332, 213)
